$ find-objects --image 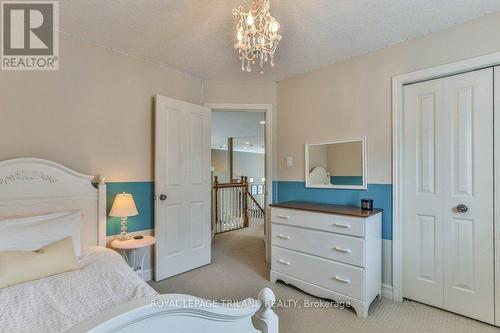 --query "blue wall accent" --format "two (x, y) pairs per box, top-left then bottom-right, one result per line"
(273, 181), (392, 240)
(105, 180), (392, 239)
(331, 176), (363, 186)
(106, 182), (154, 236)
